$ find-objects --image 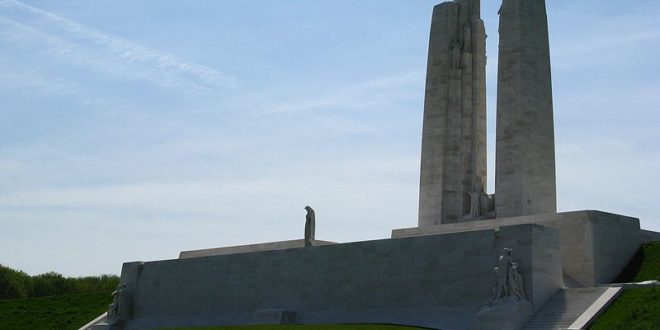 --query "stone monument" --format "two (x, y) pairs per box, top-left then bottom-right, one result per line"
(82, 2), (646, 330)
(495, 0), (557, 218)
(418, 0), (488, 226)
(419, 0), (557, 224)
